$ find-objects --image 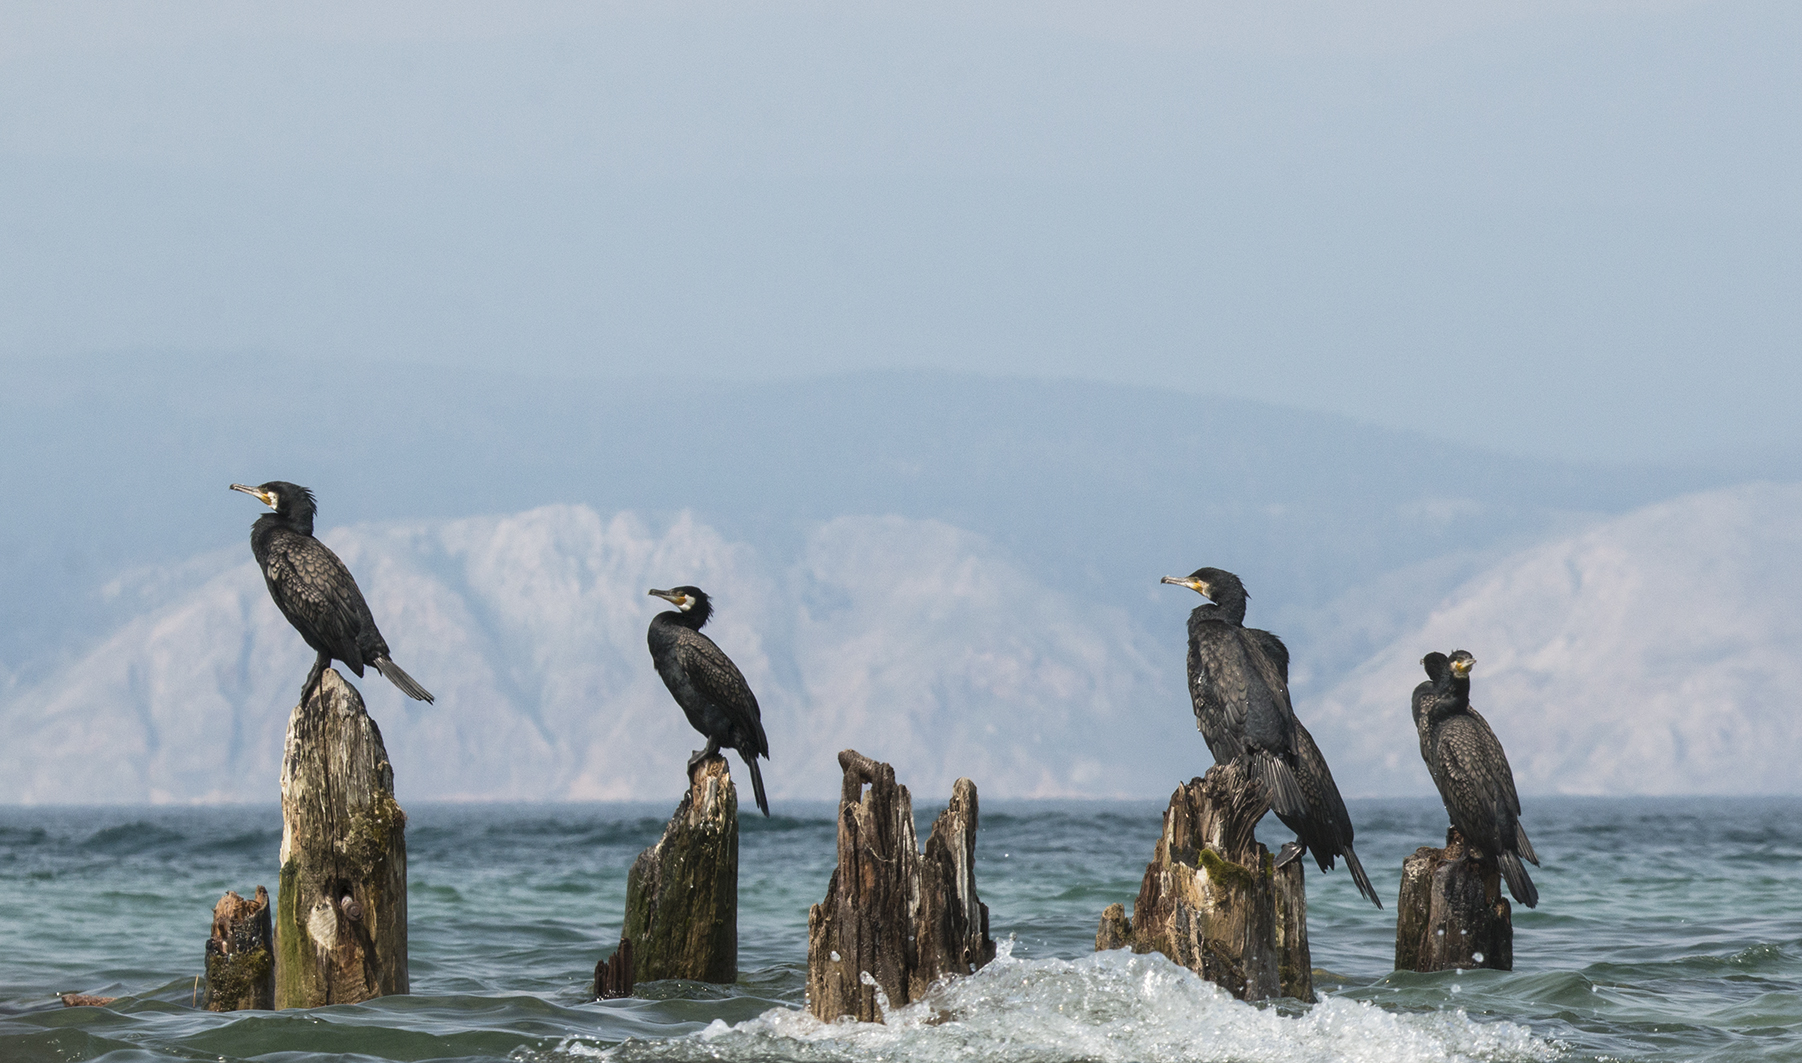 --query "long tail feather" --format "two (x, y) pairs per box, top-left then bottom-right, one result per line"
(373, 657), (435, 703)
(1342, 844), (1383, 908)
(1516, 823), (1540, 866)
(745, 755), (770, 817)
(1498, 850), (1539, 908)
